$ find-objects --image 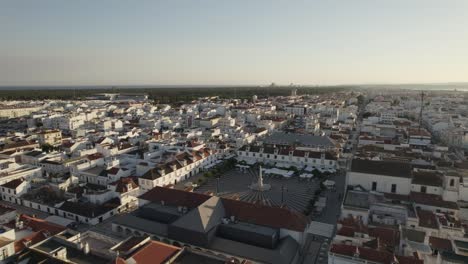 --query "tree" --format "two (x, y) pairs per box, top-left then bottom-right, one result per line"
(41, 143), (54, 153)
